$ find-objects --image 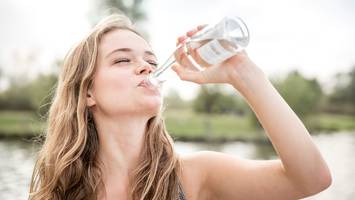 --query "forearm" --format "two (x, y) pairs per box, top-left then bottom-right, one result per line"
(230, 63), (331, 188)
